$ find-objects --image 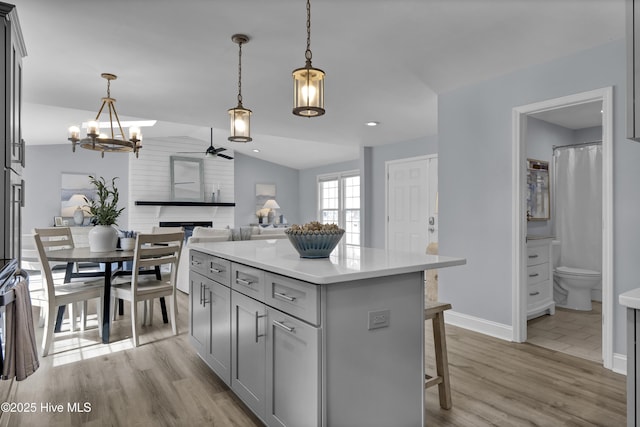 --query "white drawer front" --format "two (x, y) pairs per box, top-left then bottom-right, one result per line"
(207, 257), (231, 287)
(265, 273), (320, 325)
(527, 280), (551, 307)
(527, 246), (549, 266)
(232, 263), (265, 302)
(526, 263), (549, 285)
